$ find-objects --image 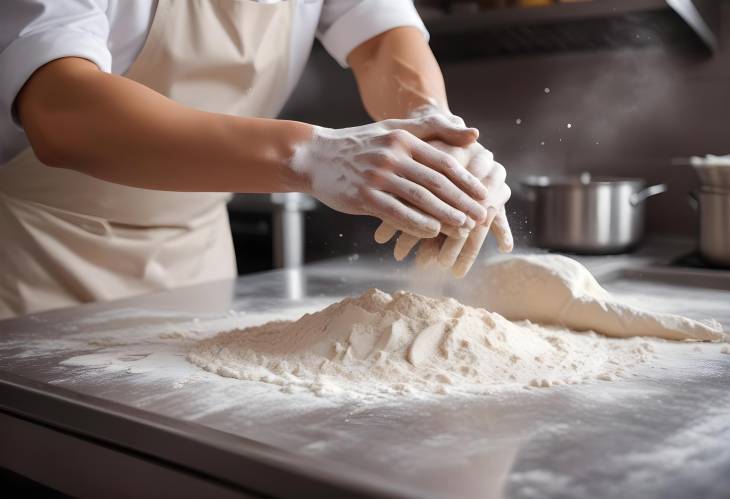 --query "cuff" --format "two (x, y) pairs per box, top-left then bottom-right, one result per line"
(0, 28), (112, 130)
(318, 0), (429, 68)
